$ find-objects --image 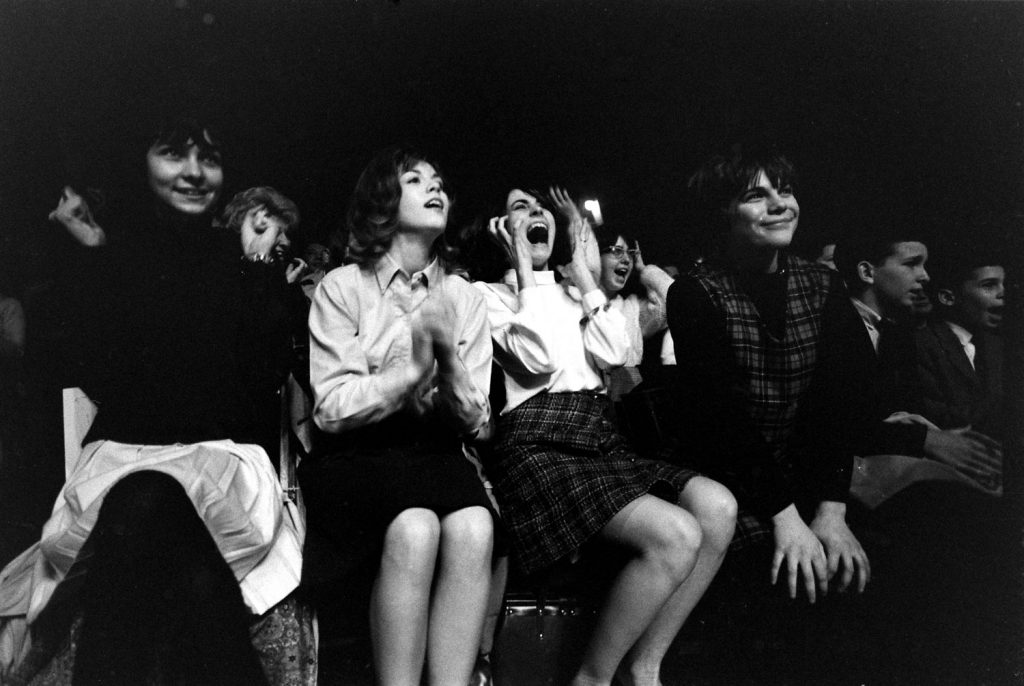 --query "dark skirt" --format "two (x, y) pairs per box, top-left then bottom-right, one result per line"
(489, 391), (699, 575)
(299, 415), (501, 580)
